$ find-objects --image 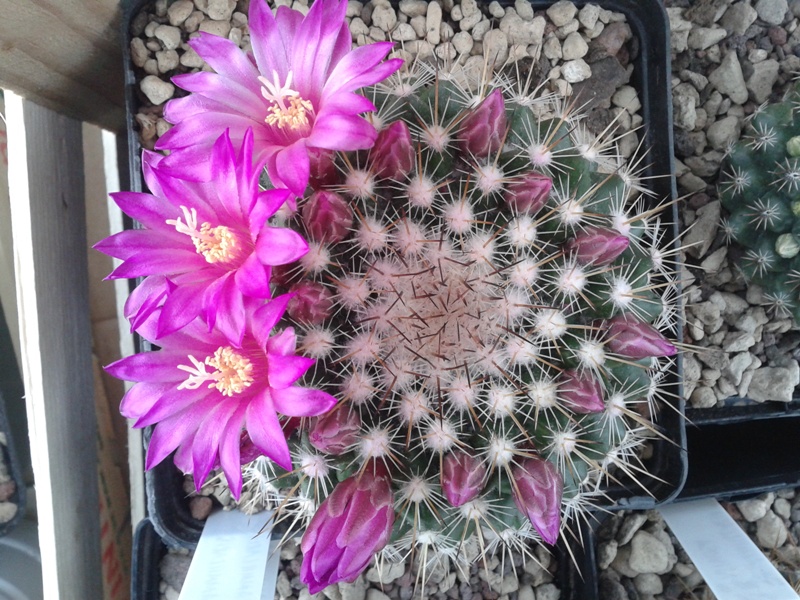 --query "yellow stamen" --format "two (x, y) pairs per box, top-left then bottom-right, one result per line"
(167, 206), (240, 264)
(177, 347), (254, 397)
(258, 70), (314, 131)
